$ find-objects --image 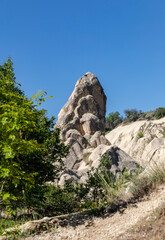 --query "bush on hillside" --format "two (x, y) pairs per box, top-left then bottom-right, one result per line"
(154, 107), (165, 119)
(123, 109), (143, 122)
(106, 107), (165, 131)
